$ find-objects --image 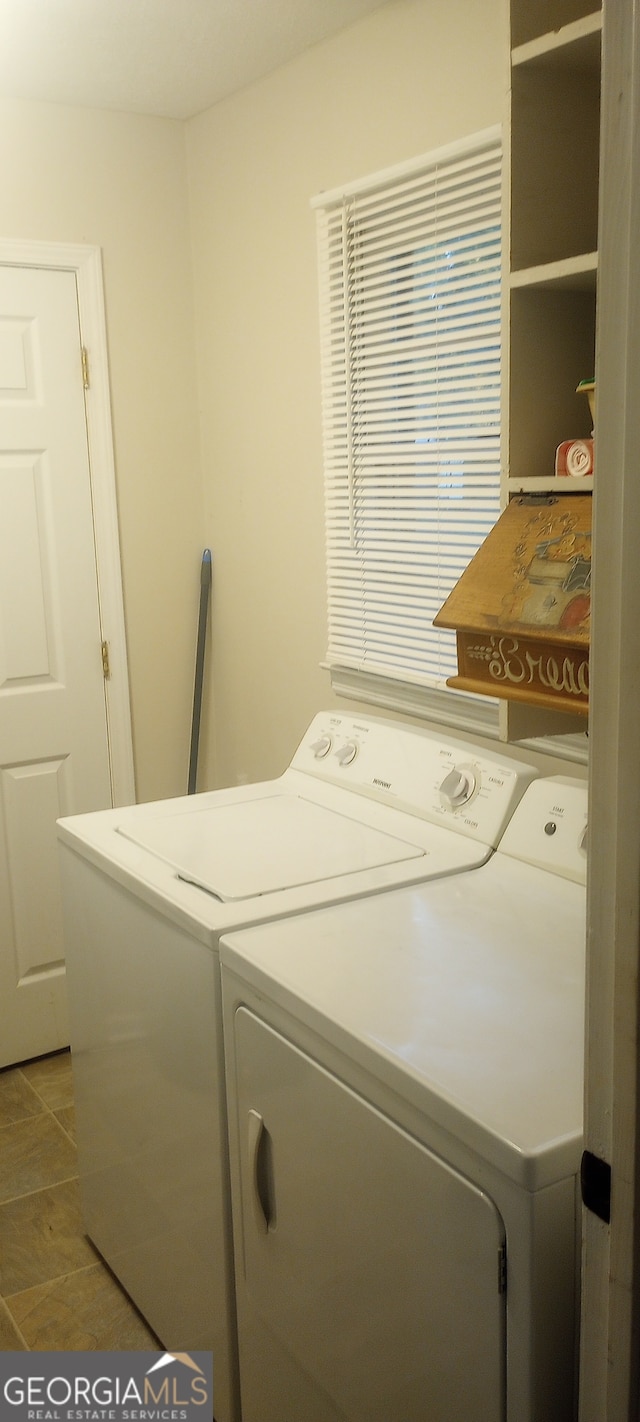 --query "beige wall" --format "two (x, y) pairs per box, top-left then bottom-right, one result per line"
(0, 97), (204, 803)
(0, 1), (578, 803)
(186, 0), (510, 789)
